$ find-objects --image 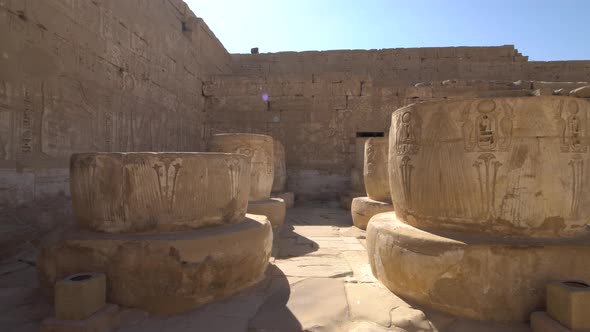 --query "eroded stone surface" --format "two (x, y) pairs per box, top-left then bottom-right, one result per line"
(247, 198), (286, 229)
(364, 138), (391, 202)
(272, 140), (287, 193)
(351, 197), (394, 230)
(37, 214), (273, 315)
(388, 96), (590, 238)
(71, 153), (250, 233)
(367, 212), (590, 322)
(208, 134), (274, 201)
